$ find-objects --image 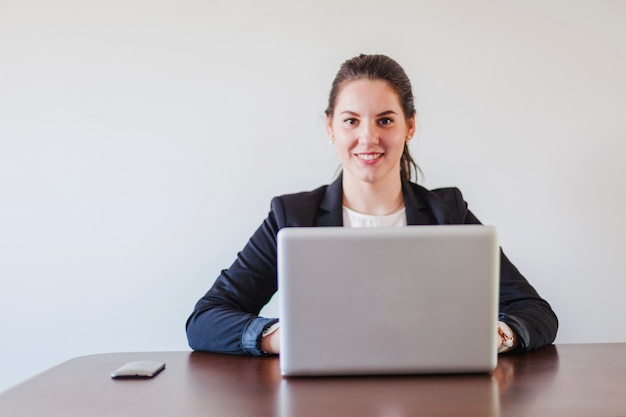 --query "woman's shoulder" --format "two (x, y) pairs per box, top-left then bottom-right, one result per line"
(273, 183), (330, 207)
(406, 181), (464, 204)
(268, 183), (335, 228)
(404, 181), (468, 224)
